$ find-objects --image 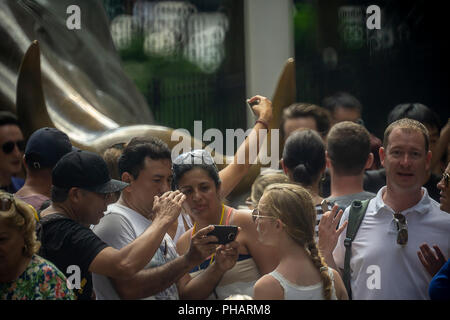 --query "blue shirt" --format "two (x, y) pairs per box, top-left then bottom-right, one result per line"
(429, 260), (450, 300)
